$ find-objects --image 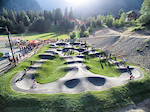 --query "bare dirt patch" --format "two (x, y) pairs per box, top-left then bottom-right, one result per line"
(0, 36), (28, 42)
